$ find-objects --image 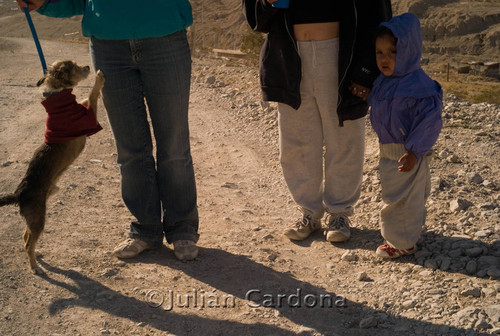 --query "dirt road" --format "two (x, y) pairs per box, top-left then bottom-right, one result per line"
(1, 37), (499, 336)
